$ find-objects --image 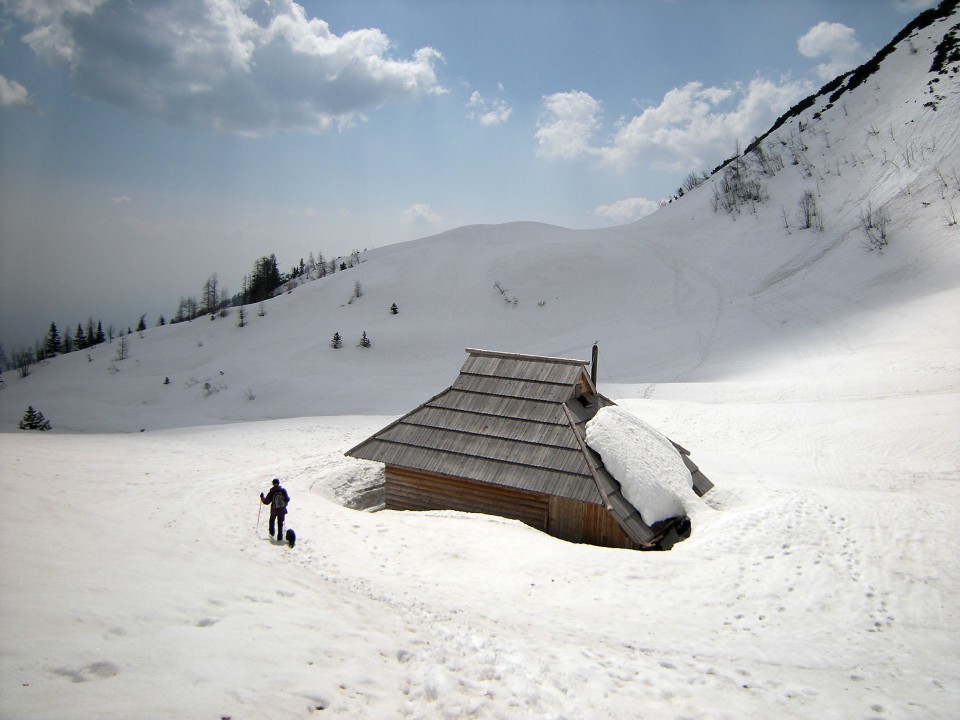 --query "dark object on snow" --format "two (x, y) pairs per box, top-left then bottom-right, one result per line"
(18, 406), (52, 431)
(285, 528), (296, 548)
(260, 478), (290, 541)
(347, 347), (713, 550)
